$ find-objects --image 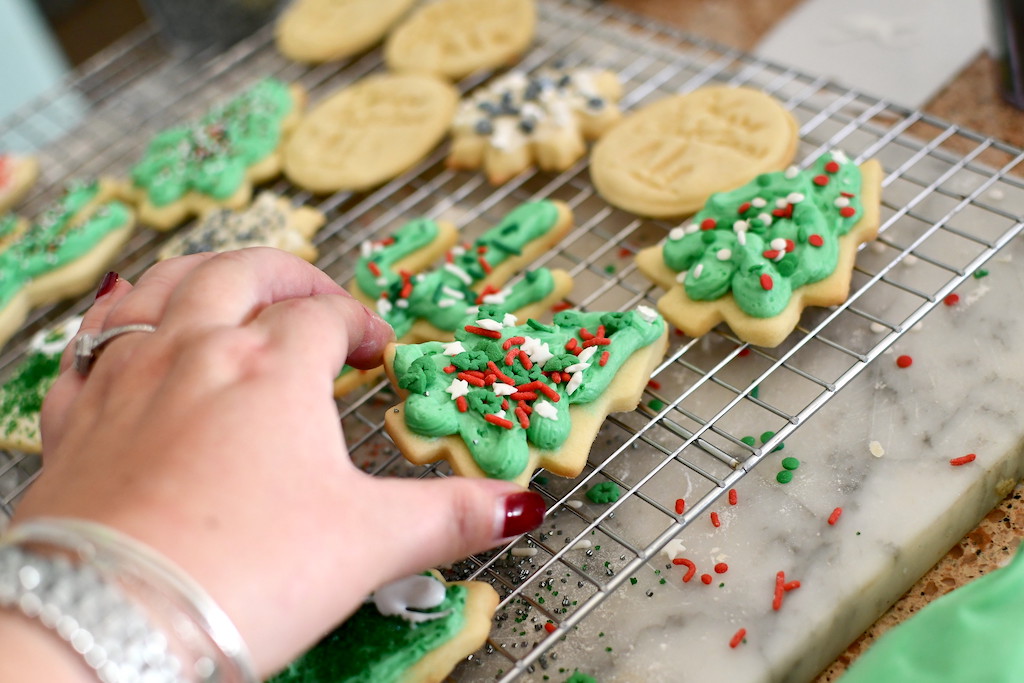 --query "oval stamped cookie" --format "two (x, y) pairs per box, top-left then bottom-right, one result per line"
(284, 73), (458, 193)
(275, 0), (416, 63)
(385, 0), (536, 81)
(591, 86), (799, 218)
